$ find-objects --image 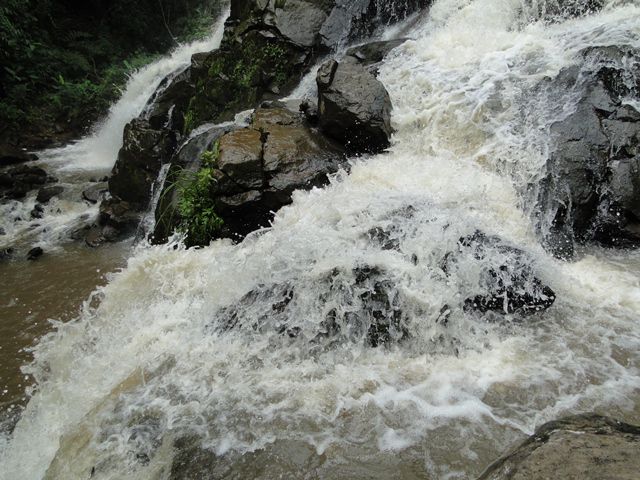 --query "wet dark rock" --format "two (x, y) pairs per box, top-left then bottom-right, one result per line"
(345, 38), (408, 67)
(0, 145), (37, 167)
(444, 231), (556, 315)
(218, 264), (406, 347)
(82, 182), (108, 204)
(36, 186), (64, 203)
(27, 247), (43, 261)
(0, 247), (14, 260)
(154, 106), (345, 244)
(319, 0), (430, 49)
(528, 0), (604, 23)
(145, 66), (194, 131)
(538, 45), (640, 257)
(478, 413), (640, 480)
(30, 204), (44, 219)
(0, 165), (55, 200)
(97, 198), (141, 238)
(109, 119), (177, 208)
(300, 100), (319, 124)
(317, 56), (393, 153)
(0, 227), (5, 235)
